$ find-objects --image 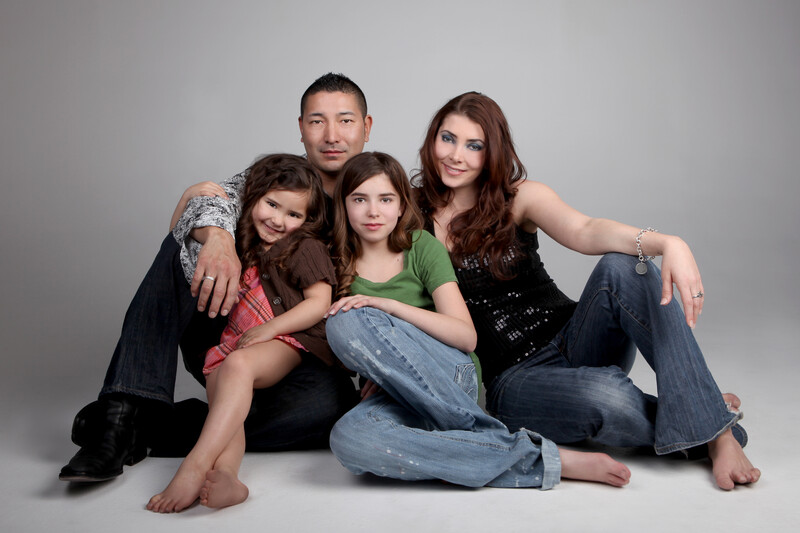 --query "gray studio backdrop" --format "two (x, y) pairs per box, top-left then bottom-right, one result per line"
(1, 1), (798, 413)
